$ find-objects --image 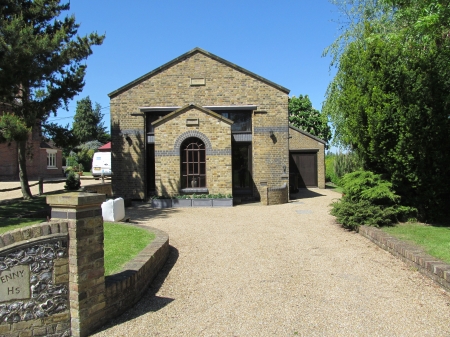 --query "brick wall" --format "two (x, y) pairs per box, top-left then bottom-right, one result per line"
(104, 226), (169, 321)
(153, 105), (232, 196)
(0, 193), (170, 337)
(0, 140), (63, 181)
(288, 126), (326, 189)
(260, 183), (288, 205)
(0, 222), (71, 337)
(110, 49), (290, 201)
